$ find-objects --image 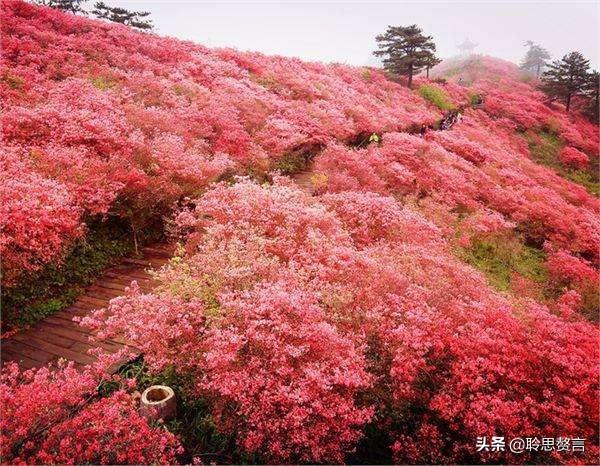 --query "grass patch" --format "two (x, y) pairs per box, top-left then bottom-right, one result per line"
(274, 152), (310, 175)
(458, 234), (549, 294)
(1, 71), (25, 90)
(273, 143), (322, 175)
(1, 220), (134, 331)
(526, 129), (562, 167)
(524, 129), (600, 195)
(418, 84), (455, 110)
(565, 167), (600, 196)
(89, 74), (118, 90)
(467, 91), (483, 106)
